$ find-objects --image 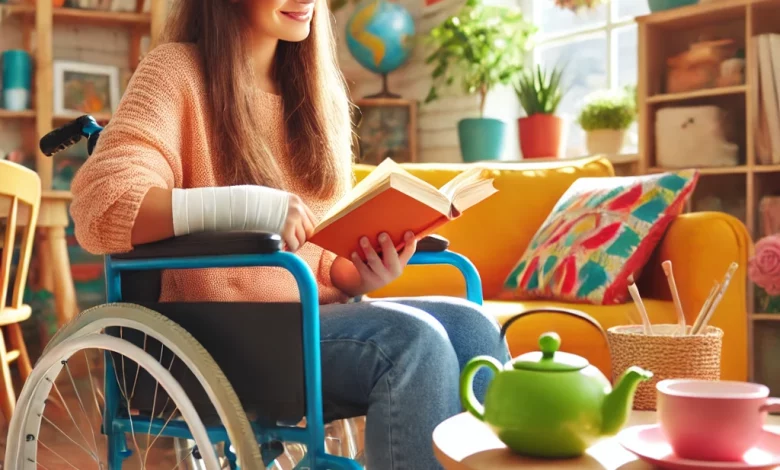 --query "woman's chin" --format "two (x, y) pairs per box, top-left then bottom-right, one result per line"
(279, 27), (311, 42)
